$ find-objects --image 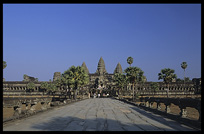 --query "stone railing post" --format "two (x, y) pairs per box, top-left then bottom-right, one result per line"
(165, 103), (171, 113)
(149, 102), (153, 108)
(145, 101), (149, 107)
(157, 103), (161, 111)
(179, 106), (187, 118)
